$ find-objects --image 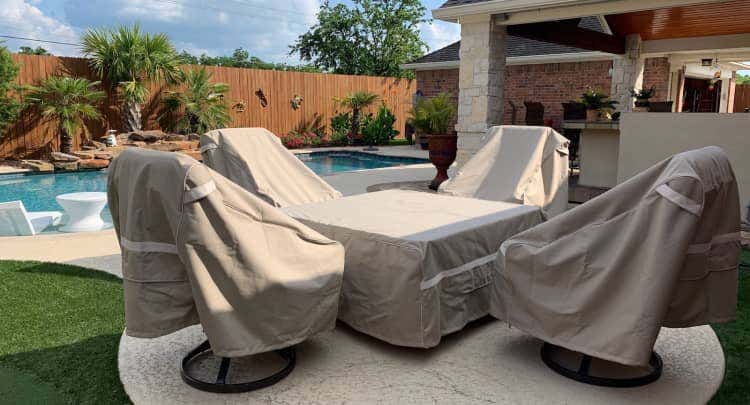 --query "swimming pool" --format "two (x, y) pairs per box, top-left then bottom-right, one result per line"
(0, 151), (428, 227)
